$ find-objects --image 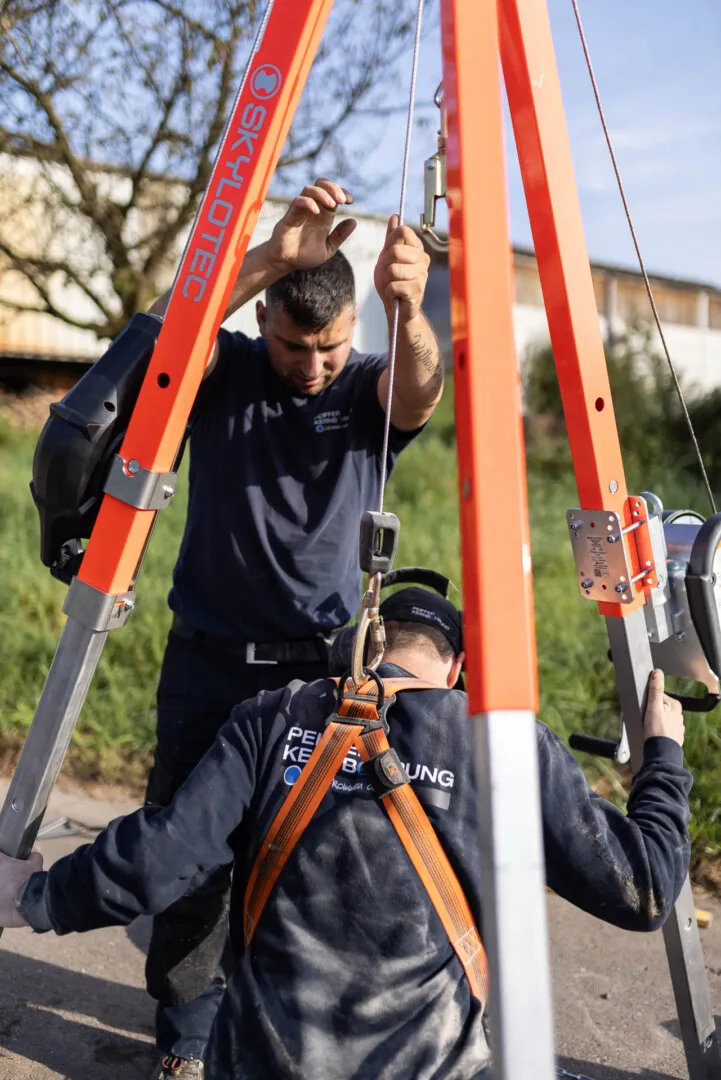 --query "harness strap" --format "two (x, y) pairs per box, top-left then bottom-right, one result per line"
(243, 718), (357, 947)
(243, 676), (489, 1006)
(358, 722), (489, 1004)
